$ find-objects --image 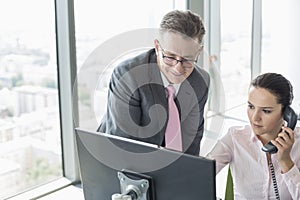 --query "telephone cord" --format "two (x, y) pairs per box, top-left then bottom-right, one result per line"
(269, 157), (280, 200)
